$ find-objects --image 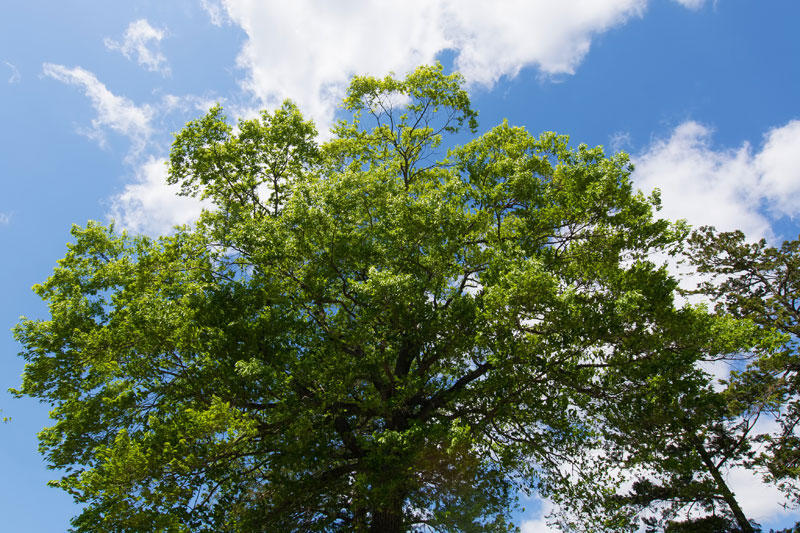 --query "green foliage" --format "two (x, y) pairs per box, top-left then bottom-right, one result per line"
(168, 100), (320, 218)
(13, 65), (766, 532)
